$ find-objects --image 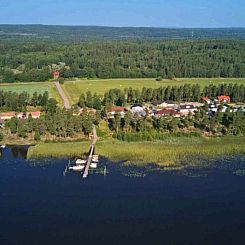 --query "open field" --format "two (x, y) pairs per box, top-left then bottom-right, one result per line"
(27, 136), (245, 166)
(0, 82), (63, 105)
(62, 78), (245, 105)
